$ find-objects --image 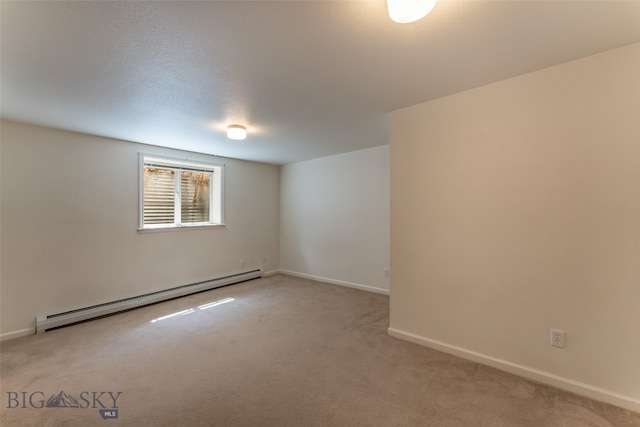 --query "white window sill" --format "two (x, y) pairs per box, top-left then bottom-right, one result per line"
(137, 224), (225, 233)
